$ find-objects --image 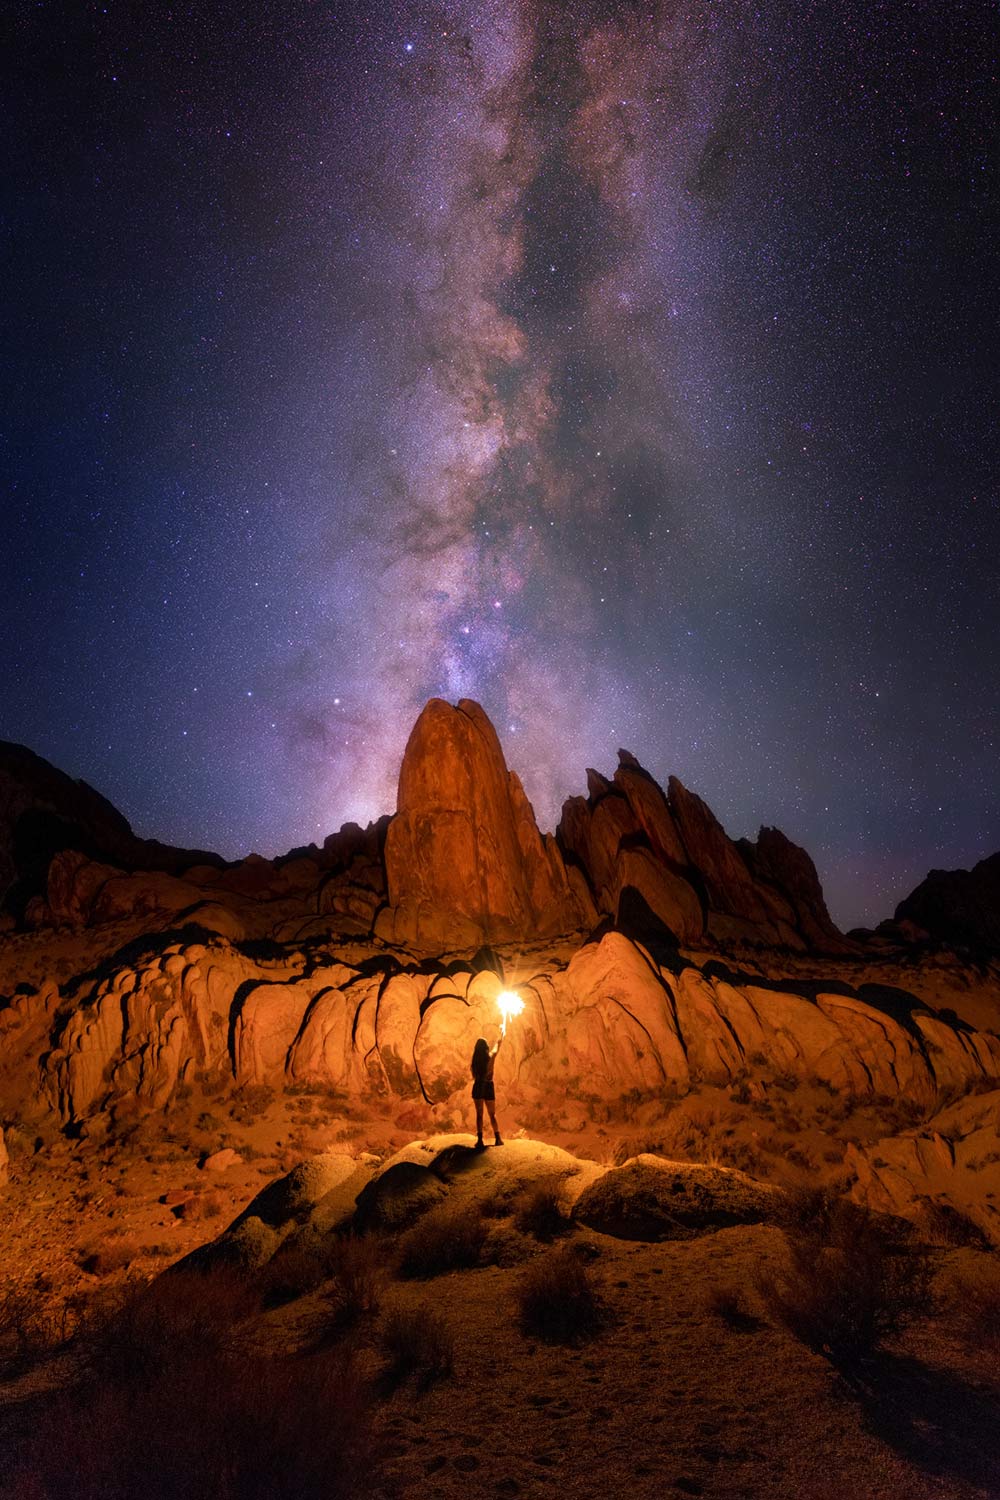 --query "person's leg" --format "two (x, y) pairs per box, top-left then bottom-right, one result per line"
(475, 1098), (485, 1146)
(486, 1098), (502, 1145)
